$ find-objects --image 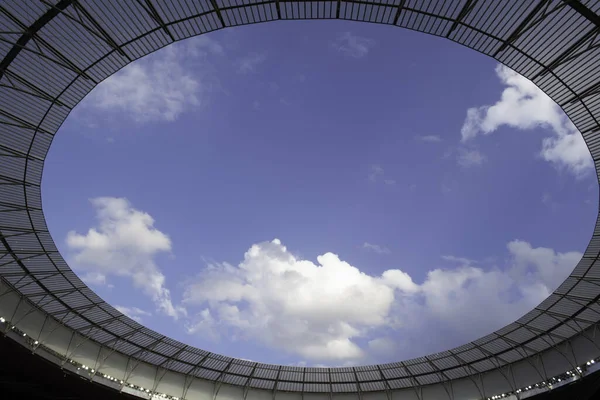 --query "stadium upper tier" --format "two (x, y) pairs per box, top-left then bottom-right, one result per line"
(1, 1), (600, 400)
